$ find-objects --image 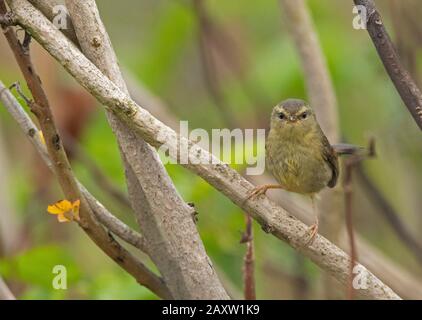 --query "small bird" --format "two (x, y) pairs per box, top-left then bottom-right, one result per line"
(248, 99), (339, 244)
